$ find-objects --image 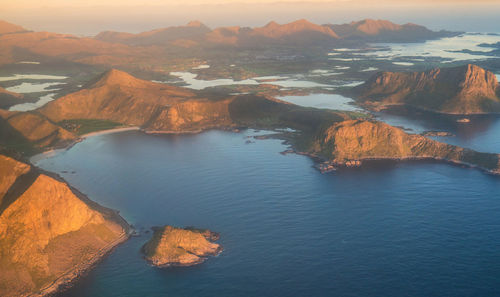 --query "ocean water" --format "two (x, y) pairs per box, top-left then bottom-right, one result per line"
(277, 93), (363, 112)
(329, 33), (500, 63)
(34, 127), (500, 297)
(166, 71), (360, 90)
(9, 93), (57, 112)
